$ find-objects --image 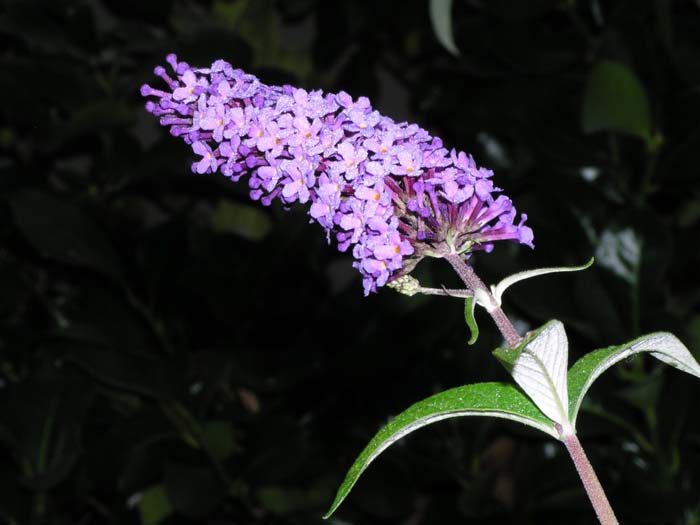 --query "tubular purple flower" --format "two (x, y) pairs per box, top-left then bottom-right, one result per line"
(141, 55), (534, 295)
